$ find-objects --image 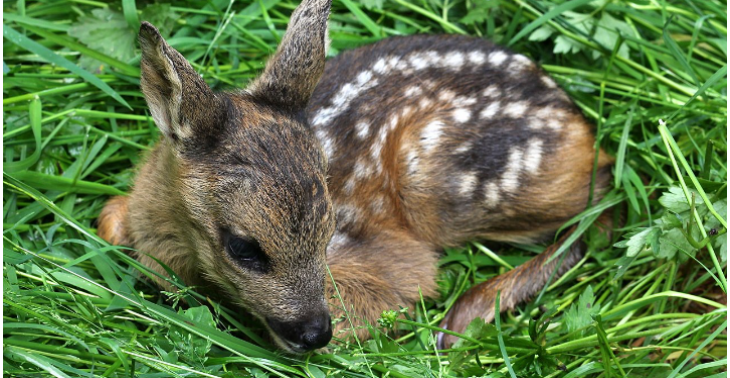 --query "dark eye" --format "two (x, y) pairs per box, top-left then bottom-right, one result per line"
(226, 236), (264, 261)
(221, 231), (271, 272)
